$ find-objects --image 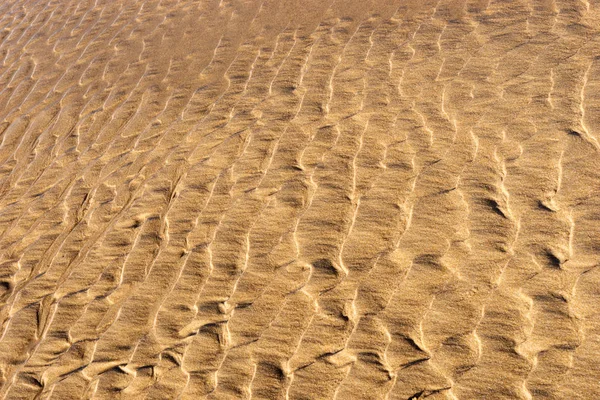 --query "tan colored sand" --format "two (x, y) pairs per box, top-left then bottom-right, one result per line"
(1, 0), (600, 398)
